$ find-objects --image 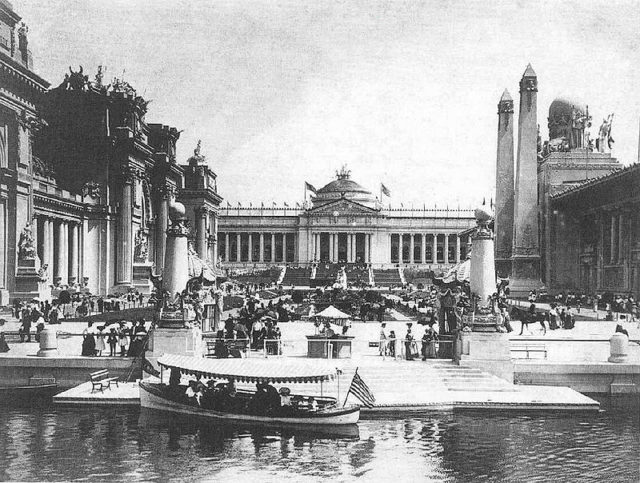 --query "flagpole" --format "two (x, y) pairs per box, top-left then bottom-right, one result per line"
(343, 367), (358, 407)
